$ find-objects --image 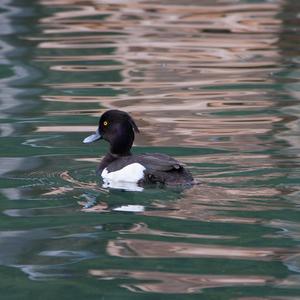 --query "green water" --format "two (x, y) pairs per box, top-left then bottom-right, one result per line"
(1, 0), (300, 299)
